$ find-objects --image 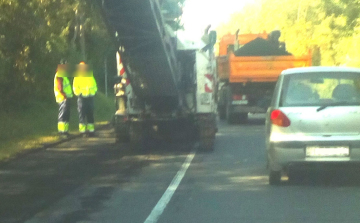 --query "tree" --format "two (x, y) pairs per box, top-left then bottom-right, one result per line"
(216, 0), (360, 66)
(0, 0), (114, 110)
